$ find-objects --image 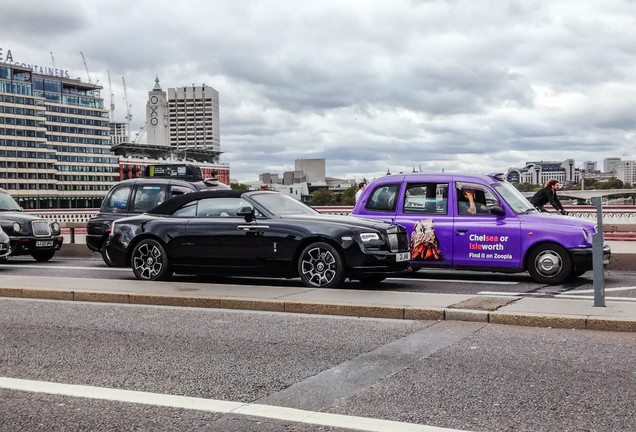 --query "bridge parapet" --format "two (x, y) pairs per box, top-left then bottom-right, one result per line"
(27, 205), (636, 241)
